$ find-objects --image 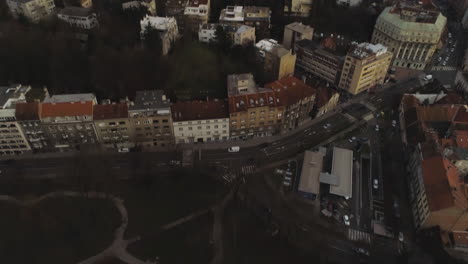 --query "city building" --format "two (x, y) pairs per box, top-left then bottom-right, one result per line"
(372, 3), (447, 70)
(294, 38), (346, 85)
(284, 0), (313, 17)
(227, 74), (284, 139)
(6, 0), (55, 22)
(265, 76), (316, 133)
(256, 39), (296, 82)
(338, 42), (392, 95)
(57, 7), (98, 29)
(0, 85), (32, 156)
(40, 93), (98, 151)
(314, 82), (340, 118)
(297, 148), (325, 200)
(198, 23), (255, 46)
(329, 147), (353, 198)
(282, 22), (314, 50)
(183, 0), (210, 32)
(93, 103), (133, 150)
(128, 90), (174, 151)
(122, 0), (156, 15)
(140, 15), (179, 55)
(15, 102), (51, 153)
(219, 6), (271, 39)
(171, 100), (229, 143)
